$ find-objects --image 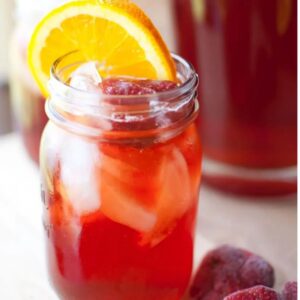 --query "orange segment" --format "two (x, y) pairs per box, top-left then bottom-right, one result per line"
(141, 147), (193, 246)
(98, 143), (194, 246)
(98, 166), (157, 233)
(28, 0), (176, 96)
(96, 148), (159, 233)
